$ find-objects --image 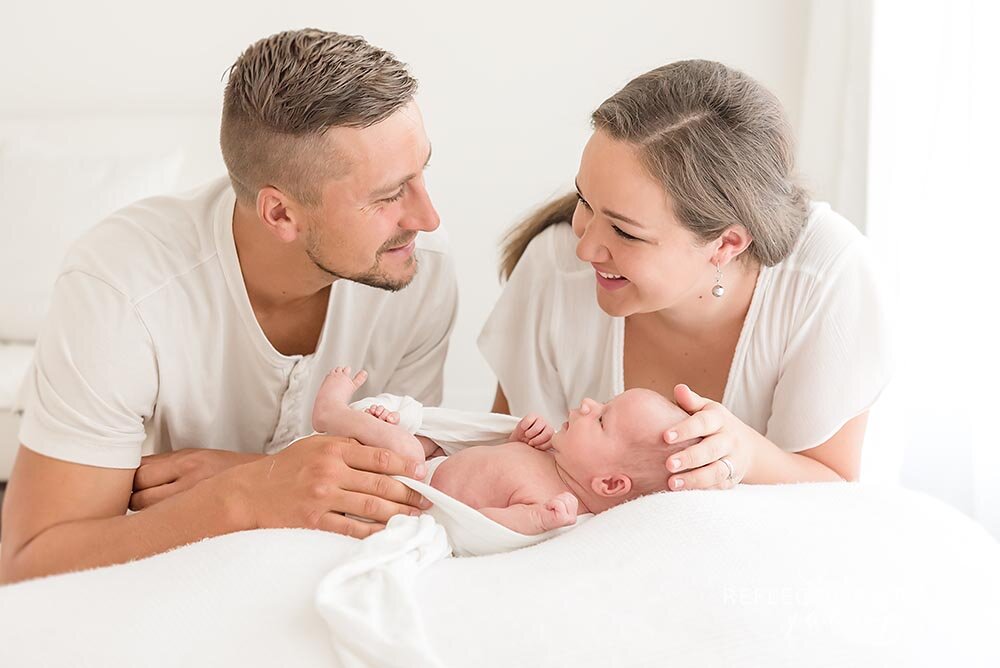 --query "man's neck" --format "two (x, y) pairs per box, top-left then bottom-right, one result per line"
(231, 201), (335, 312)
